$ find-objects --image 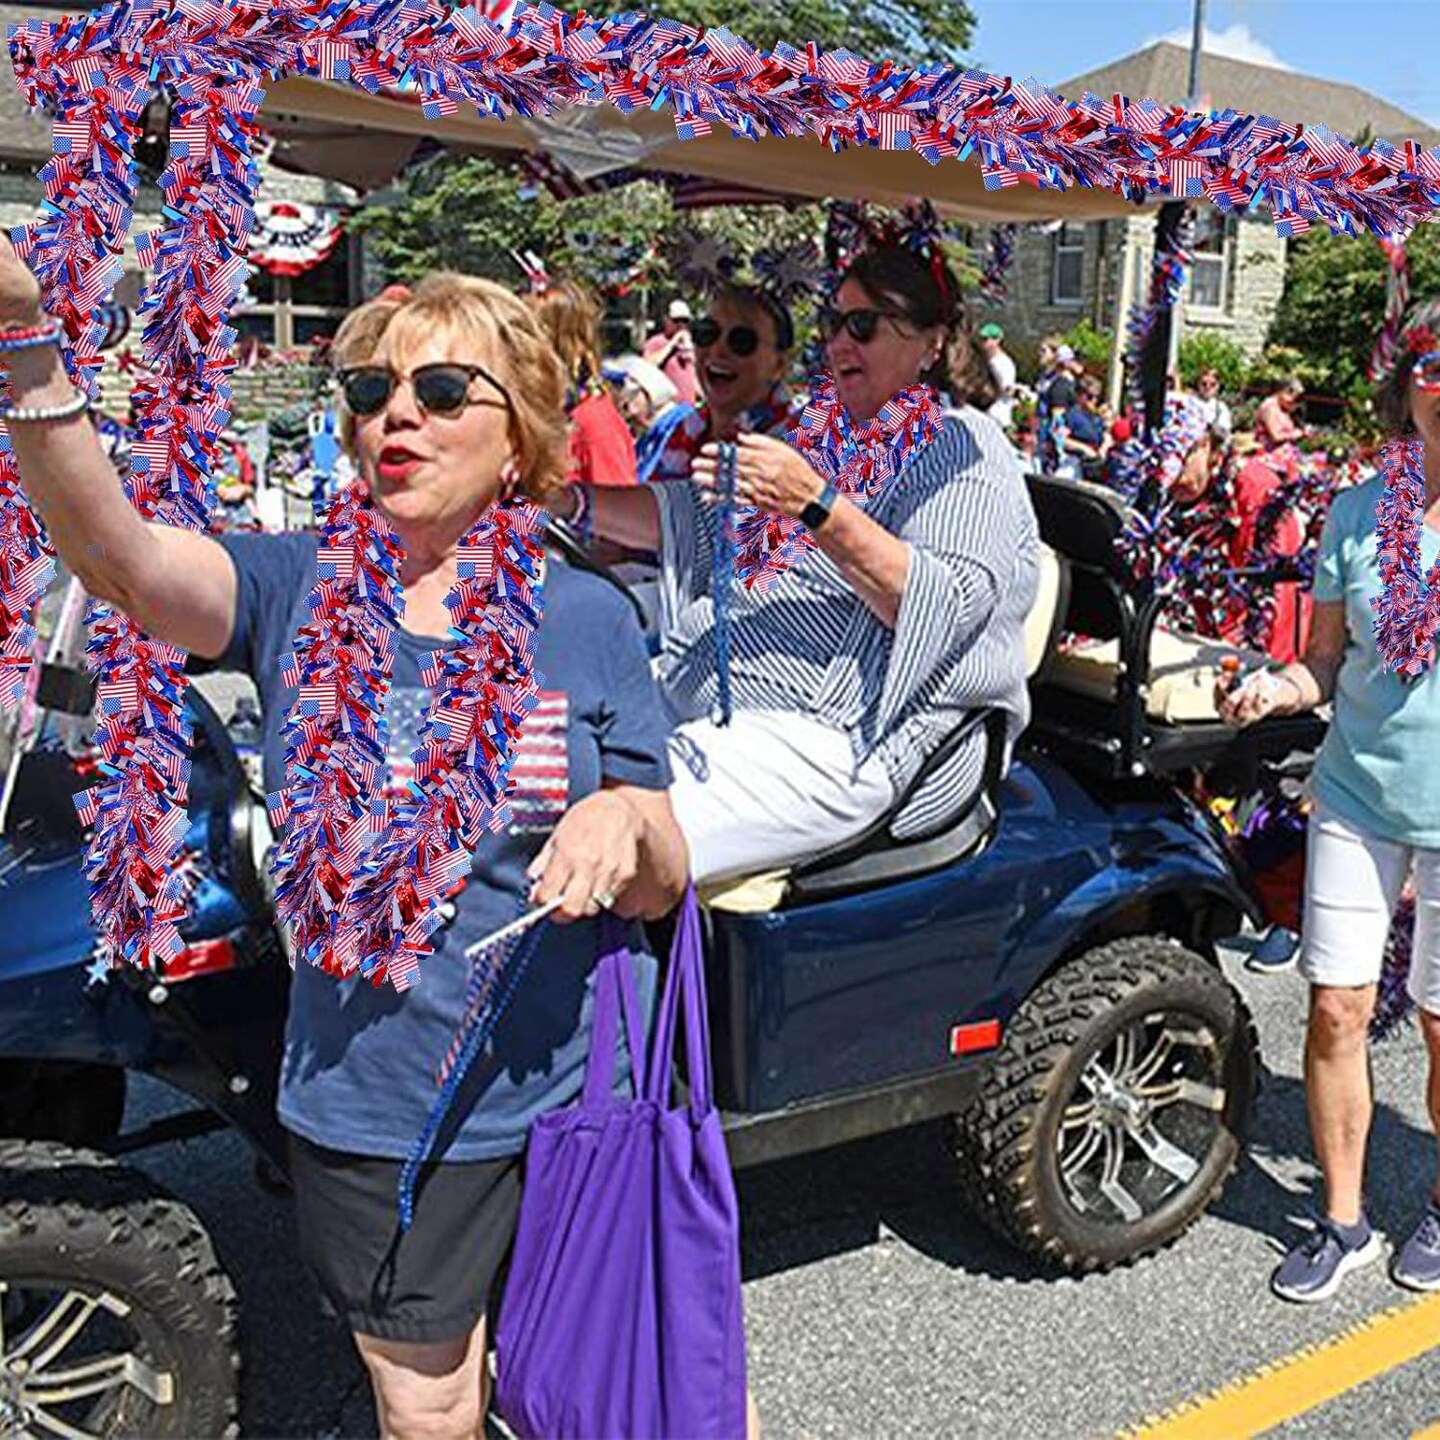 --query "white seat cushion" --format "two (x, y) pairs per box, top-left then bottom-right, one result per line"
(1023, 542), (1063, 679)
(1052, 629), (1267, 724)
